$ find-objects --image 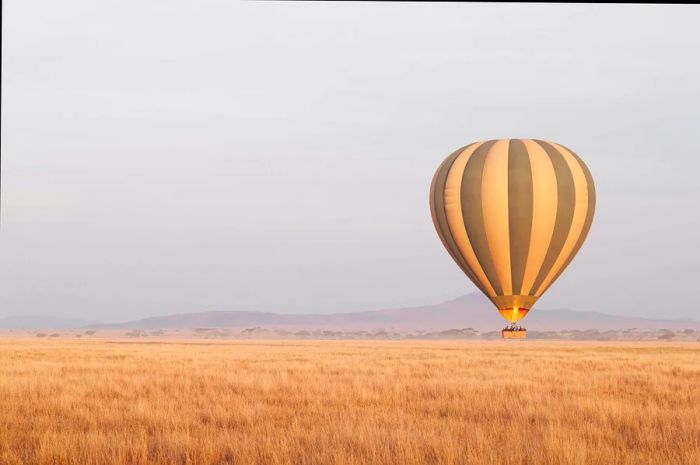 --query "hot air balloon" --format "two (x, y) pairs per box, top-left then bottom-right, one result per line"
(430, 139), (595, 337)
